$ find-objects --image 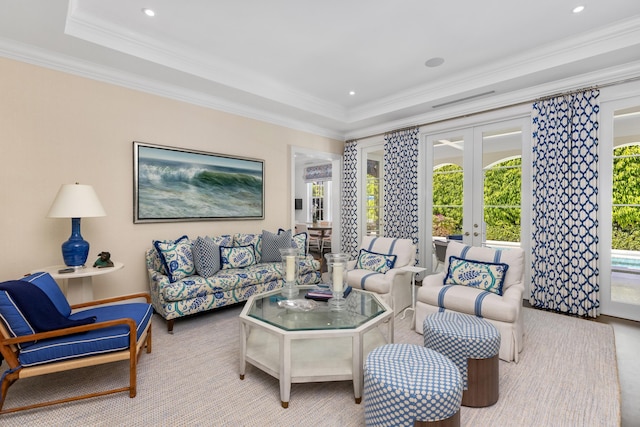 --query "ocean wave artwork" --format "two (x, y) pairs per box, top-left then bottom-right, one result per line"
(135, 144), (263, 221)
